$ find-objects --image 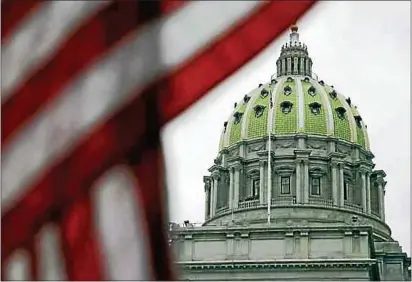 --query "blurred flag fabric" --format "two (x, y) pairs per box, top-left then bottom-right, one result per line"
(1, 0), (315, 280)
